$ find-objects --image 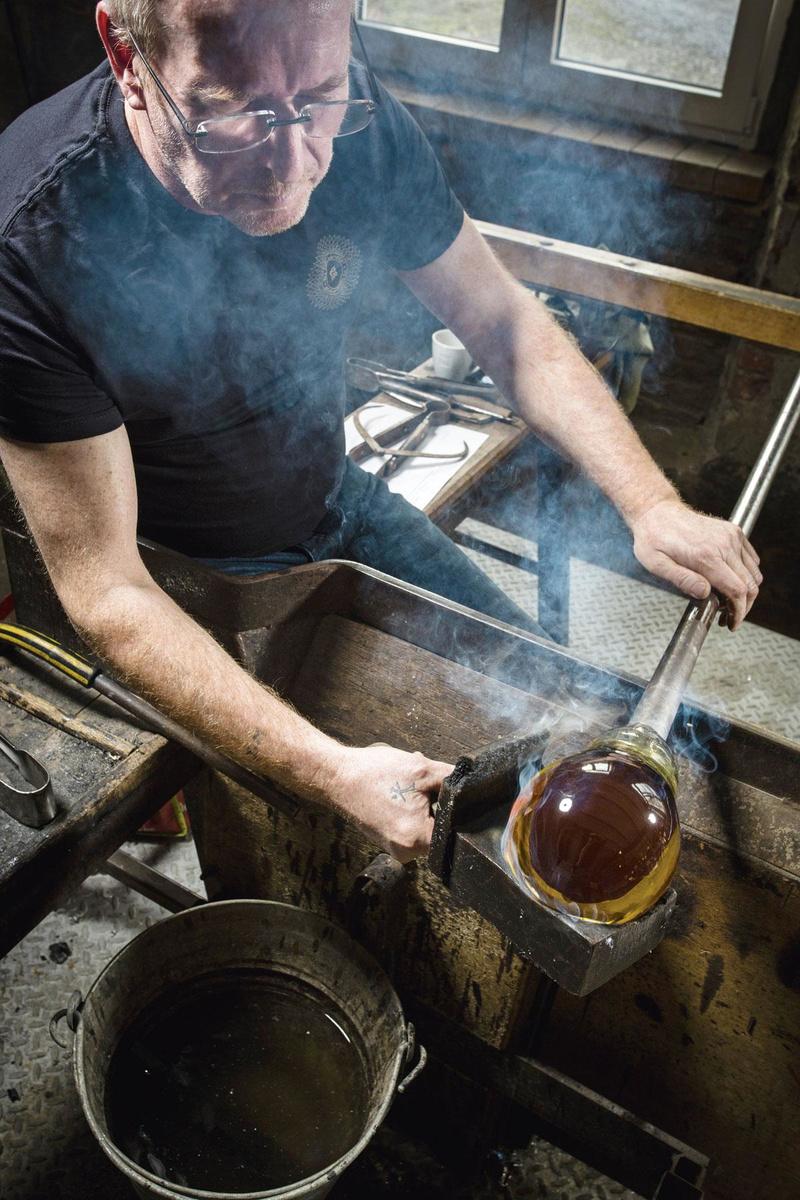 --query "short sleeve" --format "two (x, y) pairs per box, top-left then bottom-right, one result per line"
(0, 240), (122, 444)
(373, 83), (465, 272)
